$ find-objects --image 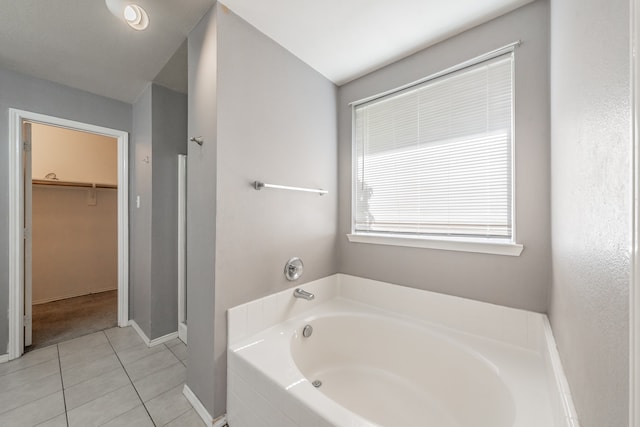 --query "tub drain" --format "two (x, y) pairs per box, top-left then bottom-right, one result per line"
(312, 380), (322, 388)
